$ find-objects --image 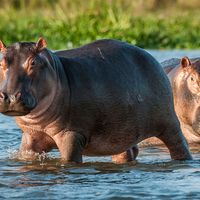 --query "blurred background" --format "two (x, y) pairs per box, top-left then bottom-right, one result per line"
(0, 0), (200, 50)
